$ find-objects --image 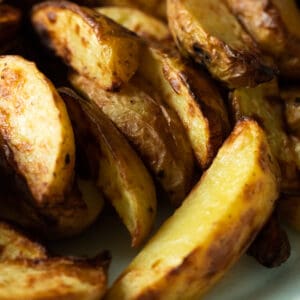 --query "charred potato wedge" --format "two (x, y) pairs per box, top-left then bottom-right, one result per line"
(70, 73), (193, 205)
(226, 0), (300, 79)
(96, 6), (171, 43)
(167, 0), (276, 88)
(98, 0), (166, 19)
(61, 88), (156, 247)
(106, 119), (280, 300)
(0, 4), (21, 42)
(0, 55), (75, 206)
(31, 1), (141, 91)
(281, 86), (300, 136)
(229, 80), (300, 193)
(138, 46), (230, 168)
